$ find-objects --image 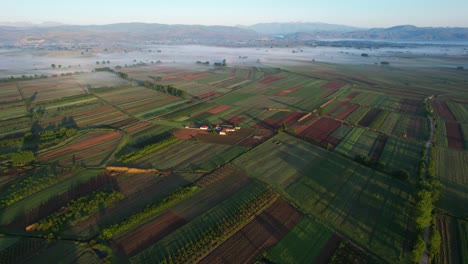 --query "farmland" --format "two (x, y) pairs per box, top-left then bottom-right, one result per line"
(233, 133), (414, 263)
(1, 46), (468, 264)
